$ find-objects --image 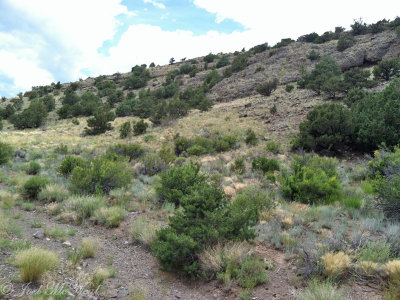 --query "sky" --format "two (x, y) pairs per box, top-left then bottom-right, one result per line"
(0, 0), (399, 97)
